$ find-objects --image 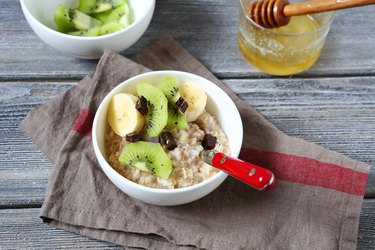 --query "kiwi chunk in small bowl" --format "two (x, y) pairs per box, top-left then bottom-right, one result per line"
(92, 71), (243, 206)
